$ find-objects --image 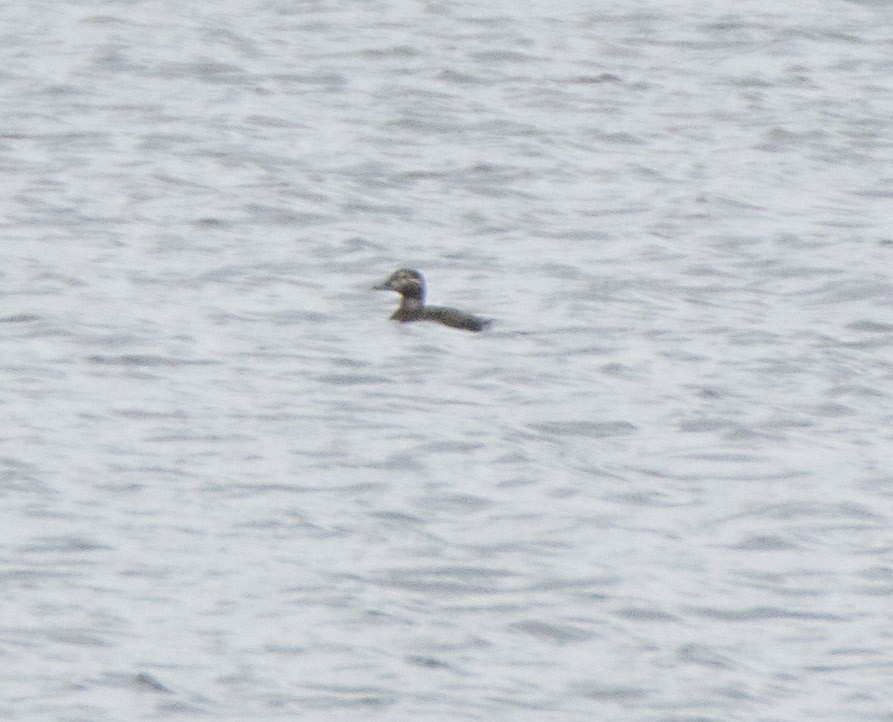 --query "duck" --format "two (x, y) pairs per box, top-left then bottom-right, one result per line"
(373, 269), (491, 332)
